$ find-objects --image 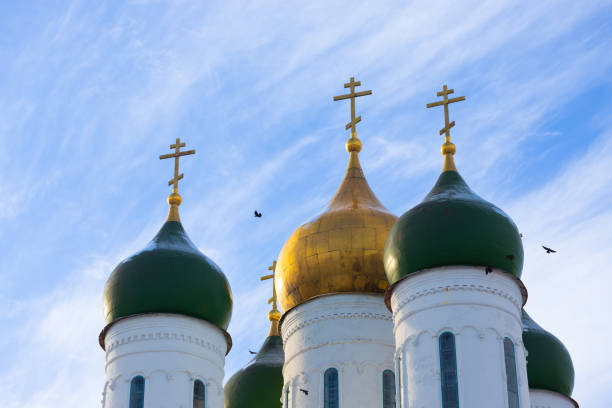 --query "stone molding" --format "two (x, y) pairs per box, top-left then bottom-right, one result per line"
(283, 310), (392, 344)
(284, 338), (395, 367)
(393, 278), (522, 313)
(105, 330), (225, 358)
